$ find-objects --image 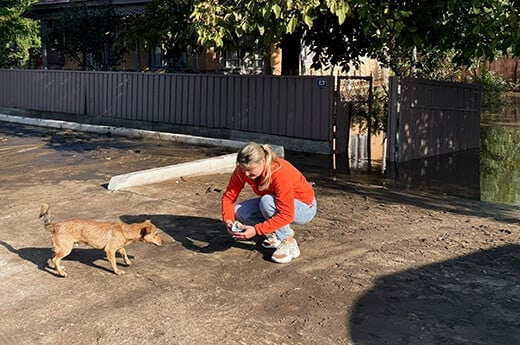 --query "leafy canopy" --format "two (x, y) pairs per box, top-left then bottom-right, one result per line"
(119, 0), (200, 71)
(0, 0), (40, 68)
(41, 2), (121, 70)
(191, 0), (519, 74)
